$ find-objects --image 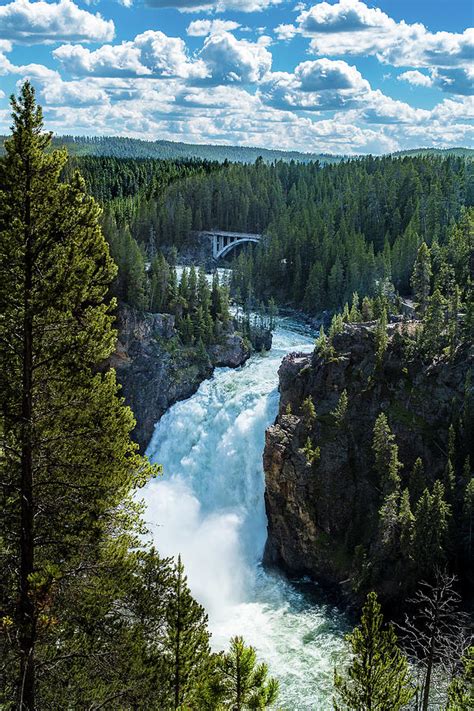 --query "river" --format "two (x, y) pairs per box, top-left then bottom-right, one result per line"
(142, 315), (348, 709)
